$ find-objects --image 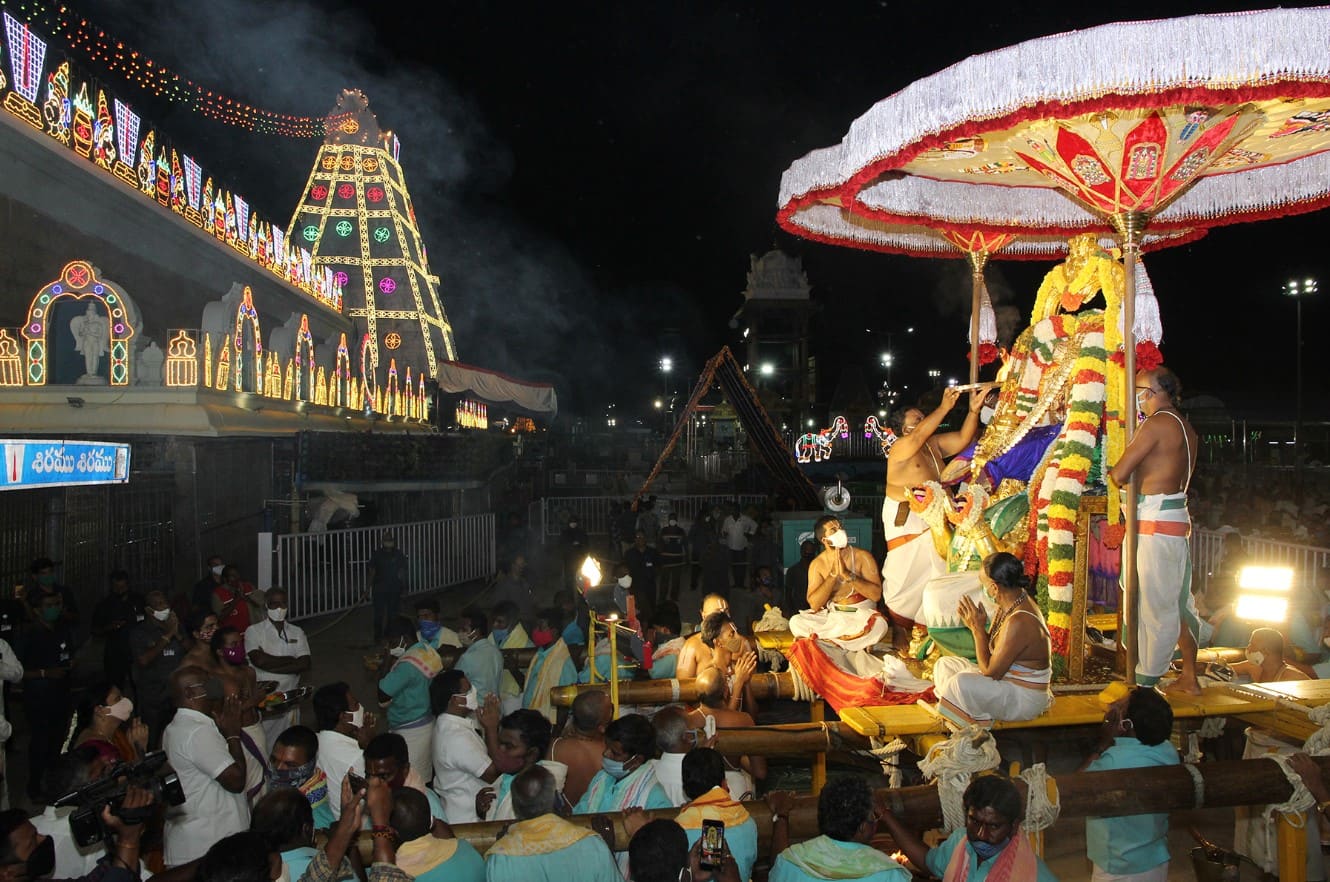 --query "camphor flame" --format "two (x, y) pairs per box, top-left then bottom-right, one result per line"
(580, 556), (602, 587)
